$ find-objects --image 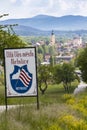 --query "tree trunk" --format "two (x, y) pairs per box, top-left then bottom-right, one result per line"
(39, 80), (48, 94)
(63, 82), (69, 93)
